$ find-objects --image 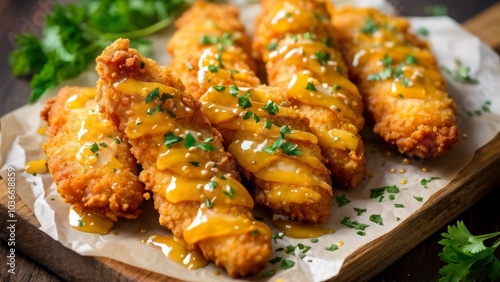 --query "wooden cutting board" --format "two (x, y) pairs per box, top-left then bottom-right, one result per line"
(1, 3), (500, 281)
